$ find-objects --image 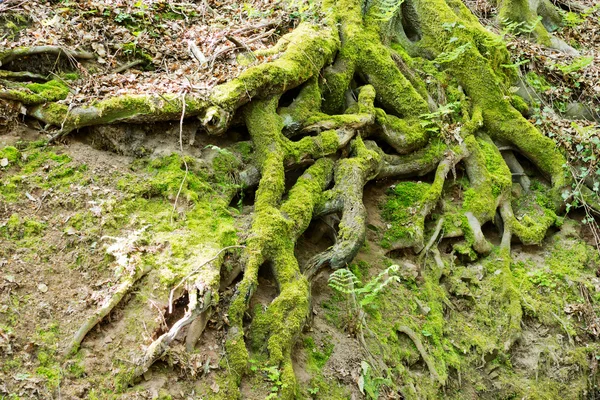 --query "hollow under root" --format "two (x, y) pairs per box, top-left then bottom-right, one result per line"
(133, 281), (212, 378)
